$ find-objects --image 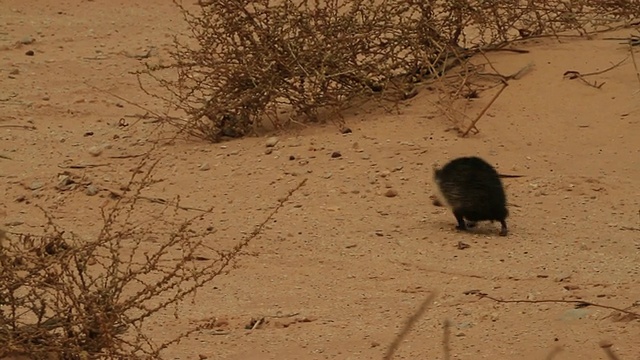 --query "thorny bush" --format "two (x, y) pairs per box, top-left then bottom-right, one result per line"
(141, 0), (639, 142)
(0, 158), (304, 359)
